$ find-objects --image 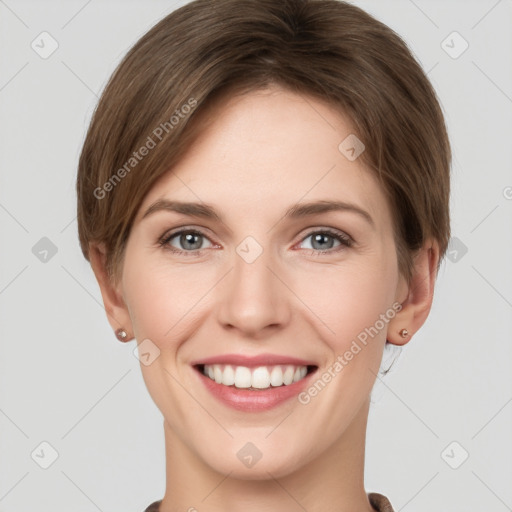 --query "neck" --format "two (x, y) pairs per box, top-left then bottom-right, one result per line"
(160, 397), (375, 512)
